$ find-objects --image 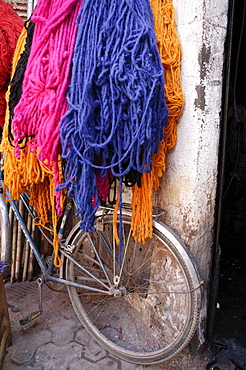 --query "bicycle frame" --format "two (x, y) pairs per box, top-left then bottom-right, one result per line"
(0, 174), (204, 363)
(0, 180), (115, 294)
(0, 174), (203, 299)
